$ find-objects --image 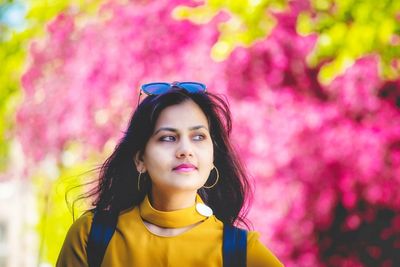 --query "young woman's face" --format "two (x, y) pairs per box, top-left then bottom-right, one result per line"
(135, 100), (214, 194)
